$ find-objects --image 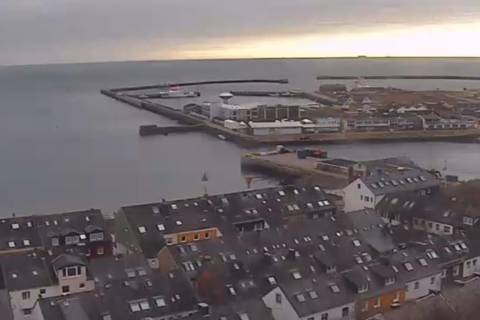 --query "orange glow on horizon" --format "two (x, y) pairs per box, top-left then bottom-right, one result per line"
(154, 21), (480, 60)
